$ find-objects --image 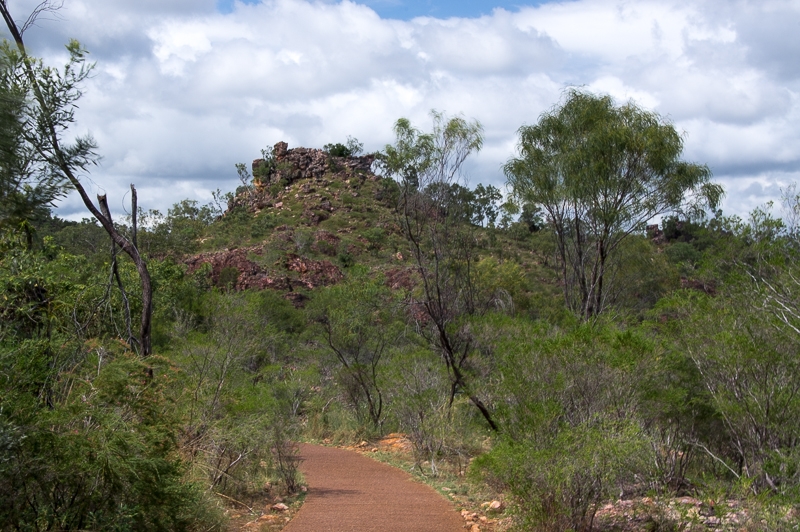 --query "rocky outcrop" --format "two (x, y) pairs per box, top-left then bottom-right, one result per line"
(646, 223), (664, 244)
(253, 141), (375, 189)
(284, 253), (344, 287)
(229, 141), (378, 213)
(384, 267), (415, 291)
(185, 247), (290, 291)
(184, 246), (343, 299)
